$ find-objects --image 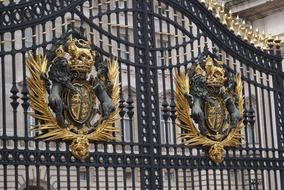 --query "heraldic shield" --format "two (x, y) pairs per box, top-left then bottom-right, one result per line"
(26, 30), (120, 160)
(174, 48), (244, 163)
(65, 82), (94, 125)
(205, 97), (227, 134)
